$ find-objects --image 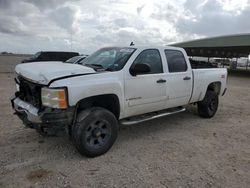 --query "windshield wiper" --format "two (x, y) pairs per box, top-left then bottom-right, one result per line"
(84, 64), (105, 71)
(105, 67), (113, 71)
(89, 64), (103, 68)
